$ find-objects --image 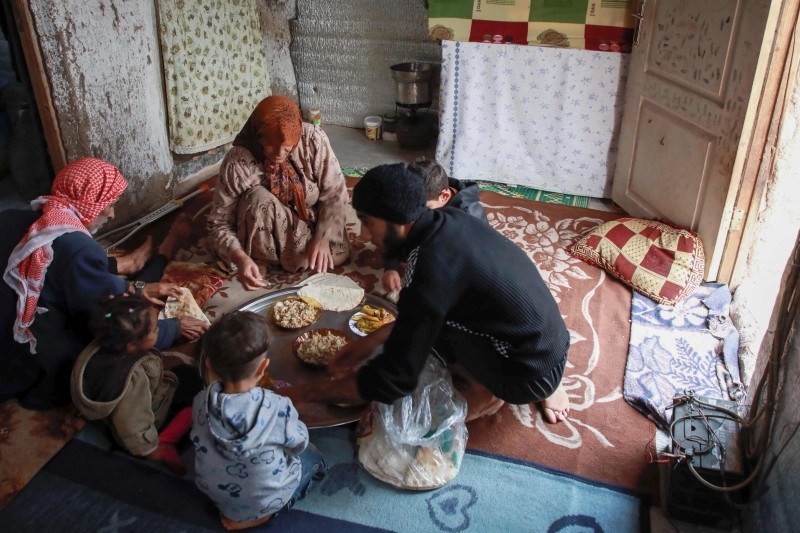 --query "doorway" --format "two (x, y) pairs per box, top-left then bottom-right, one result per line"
(0, 0), (52, 211)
